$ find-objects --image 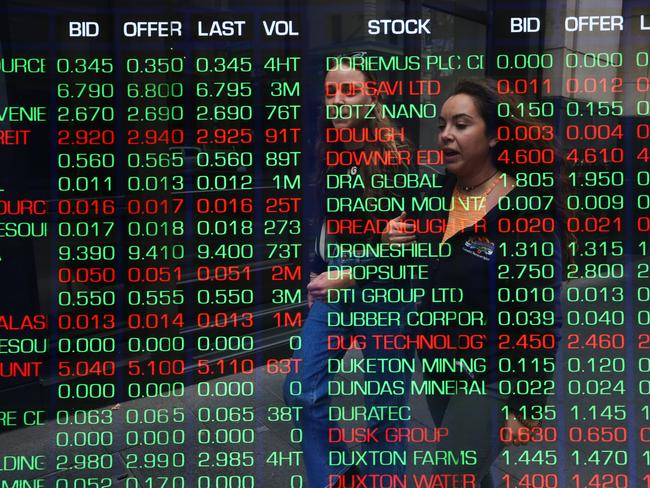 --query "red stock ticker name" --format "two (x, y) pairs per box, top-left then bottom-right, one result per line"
(0, 315), (47, 379)
(325, 127), (442, 165)
(0, 129), (31, 145)
(329, 473), (477, 488)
